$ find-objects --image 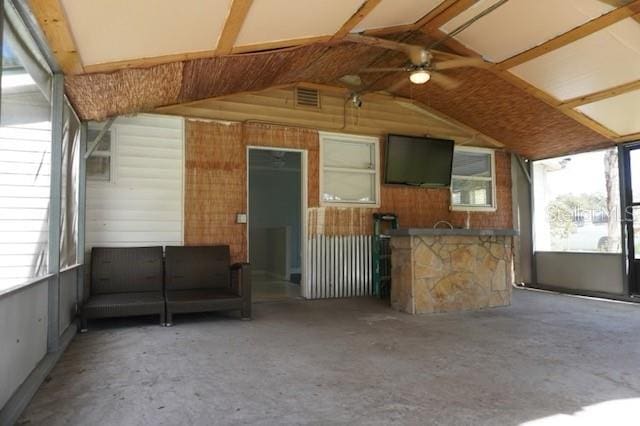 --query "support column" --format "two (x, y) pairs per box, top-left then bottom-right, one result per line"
(77, 122), (87, 304)
(47, 73), (64, 352)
